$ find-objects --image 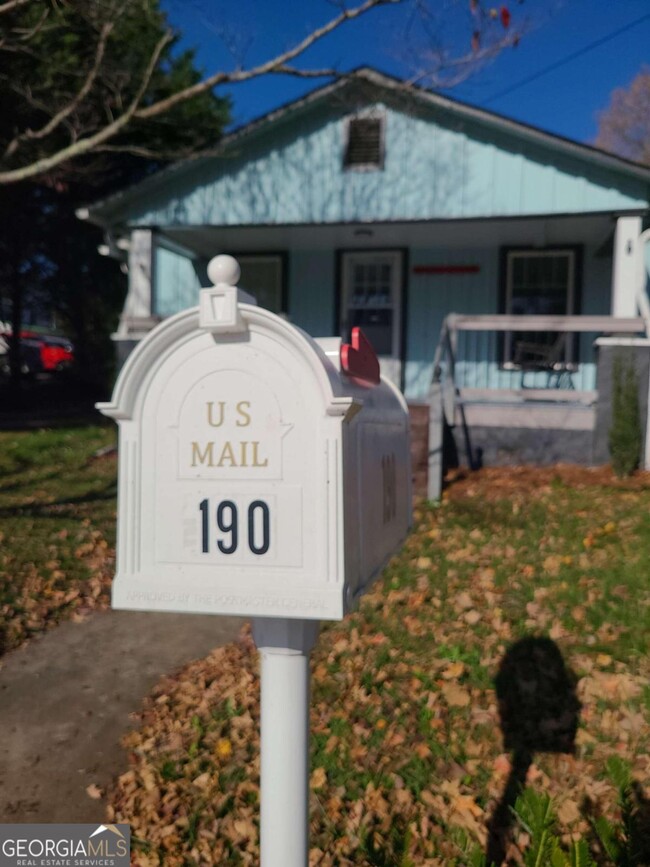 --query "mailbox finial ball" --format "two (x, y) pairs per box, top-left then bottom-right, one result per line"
(208, 254), (241, 287)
